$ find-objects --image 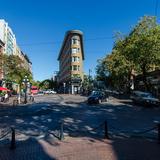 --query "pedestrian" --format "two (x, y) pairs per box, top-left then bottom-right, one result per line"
(4, 92), (9, 102)
(30, 93), (34, 102)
